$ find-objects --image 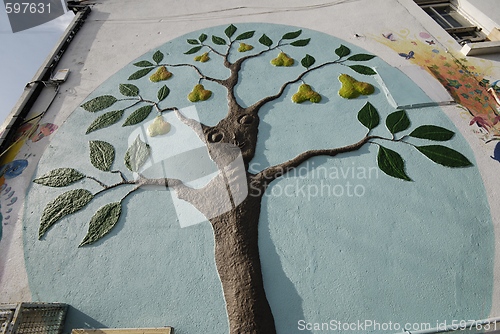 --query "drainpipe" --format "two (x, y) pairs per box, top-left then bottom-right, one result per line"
(0, 3), (91, 155)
